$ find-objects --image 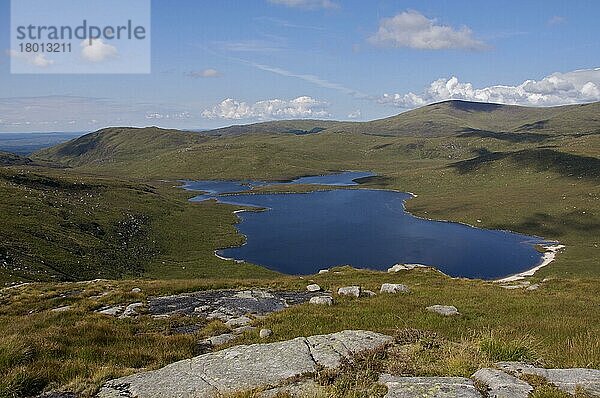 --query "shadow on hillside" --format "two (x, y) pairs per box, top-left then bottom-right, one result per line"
(493, 211), (600, 238)
(458, 128), (550, 143)
(450, 148), (600, 180)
